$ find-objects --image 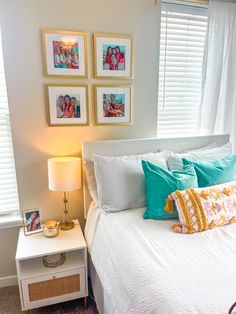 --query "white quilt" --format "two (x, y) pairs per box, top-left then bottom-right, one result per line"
(85, 206), (236, 314)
